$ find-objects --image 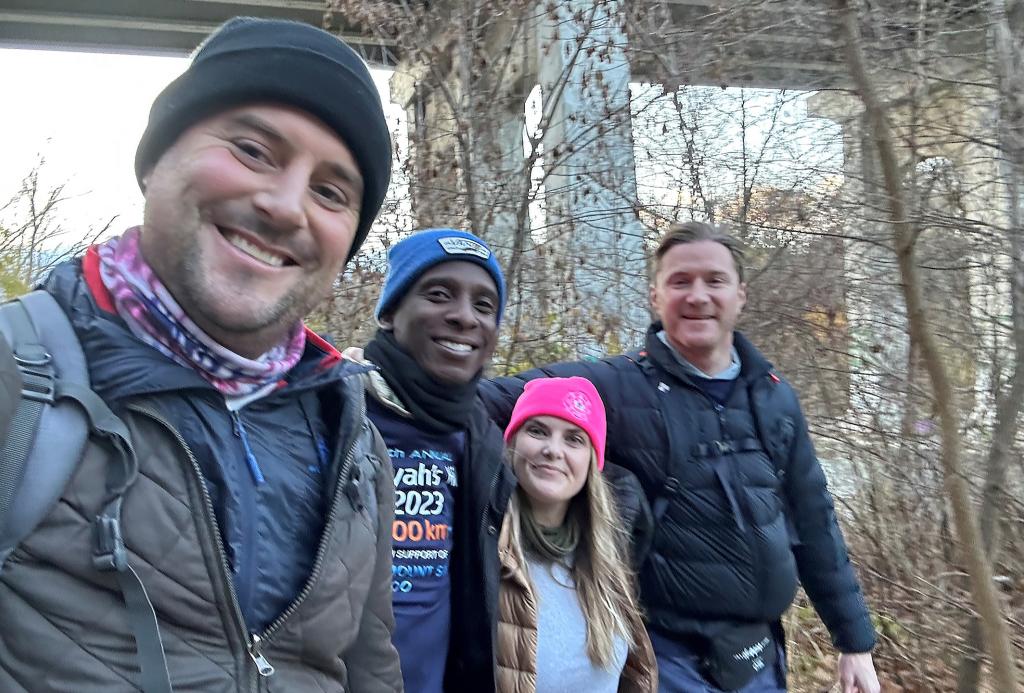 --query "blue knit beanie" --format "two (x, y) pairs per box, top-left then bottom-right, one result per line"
(375, 229), (507, 324)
